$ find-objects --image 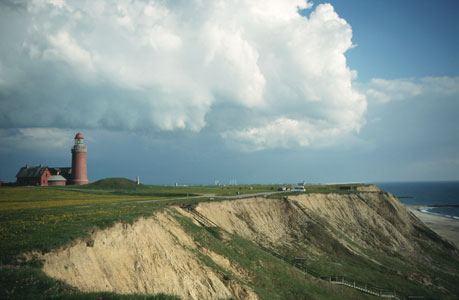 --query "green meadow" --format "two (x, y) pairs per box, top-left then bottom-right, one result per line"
(1, 179), (421, 299)
(0, 179), (283, 261)
(0, 179), (284, 299)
